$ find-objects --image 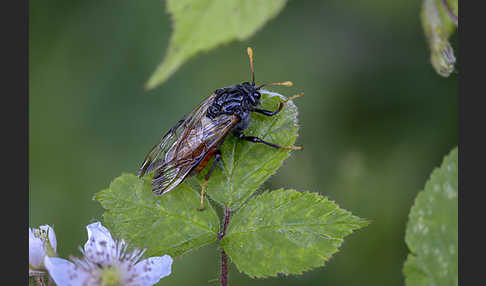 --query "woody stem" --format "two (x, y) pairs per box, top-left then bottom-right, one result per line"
(218, 206), (231, 286)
